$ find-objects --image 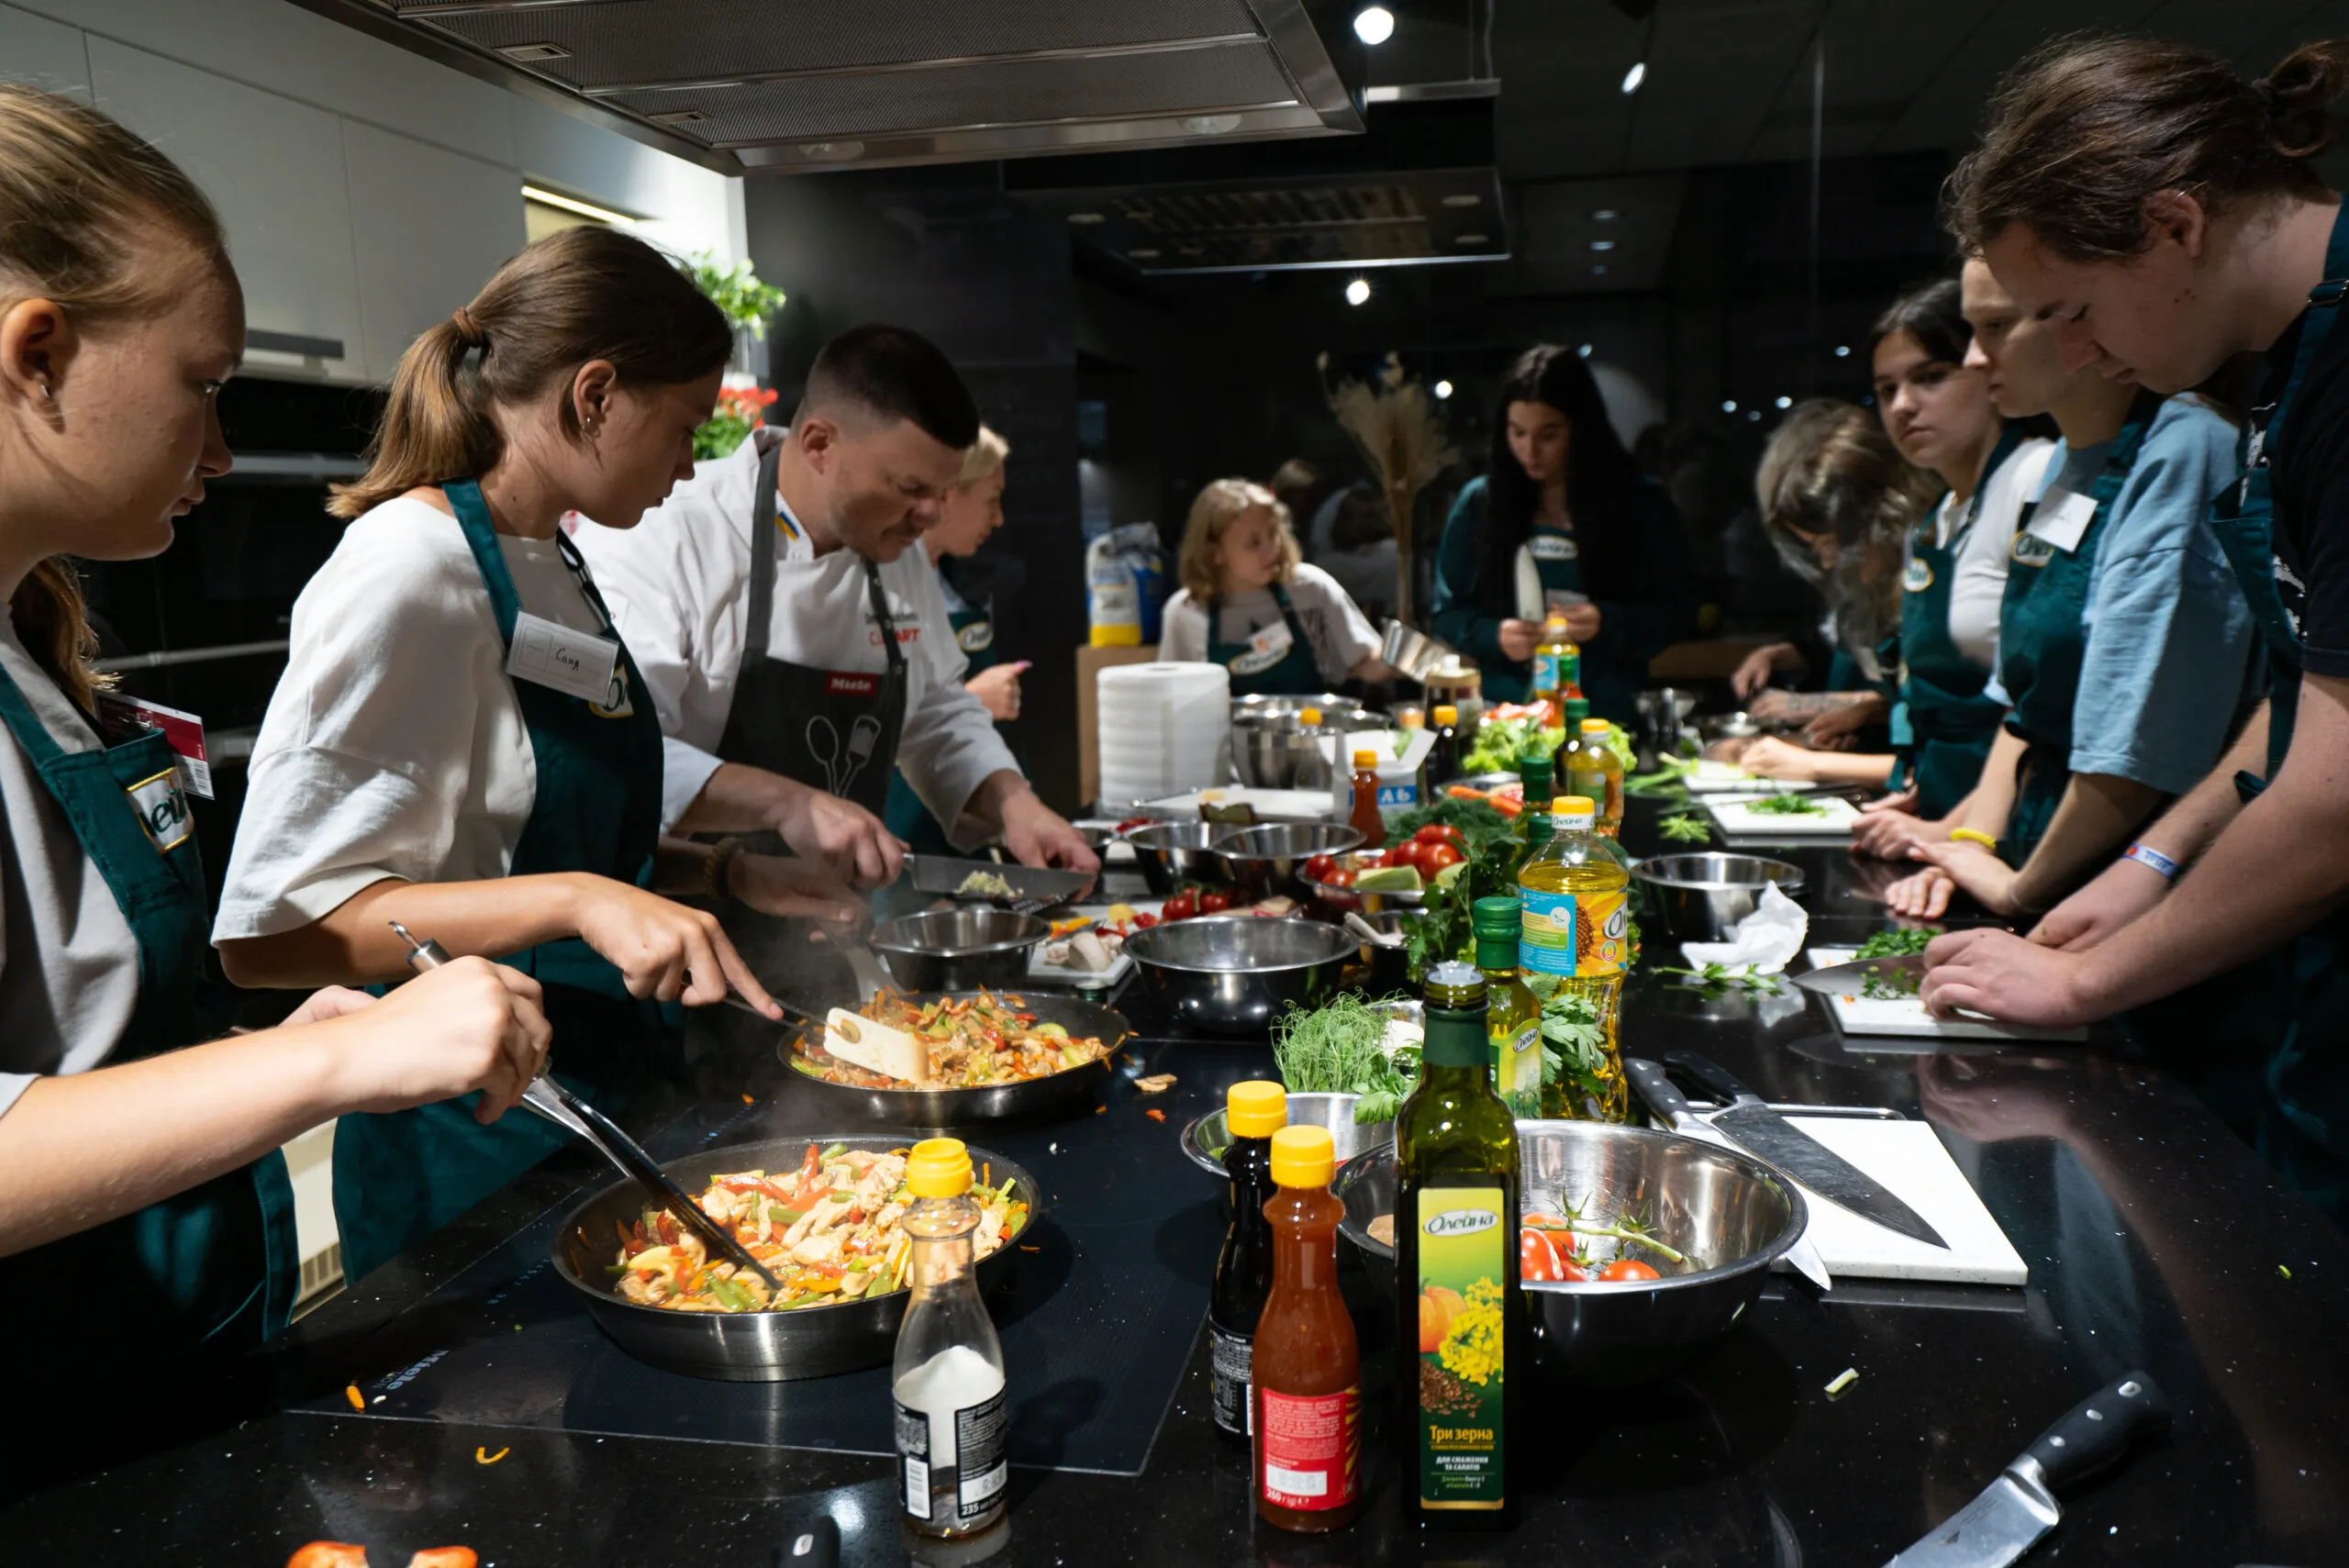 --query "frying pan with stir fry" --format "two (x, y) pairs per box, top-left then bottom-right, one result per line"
(784, 989), (1132, 1127)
